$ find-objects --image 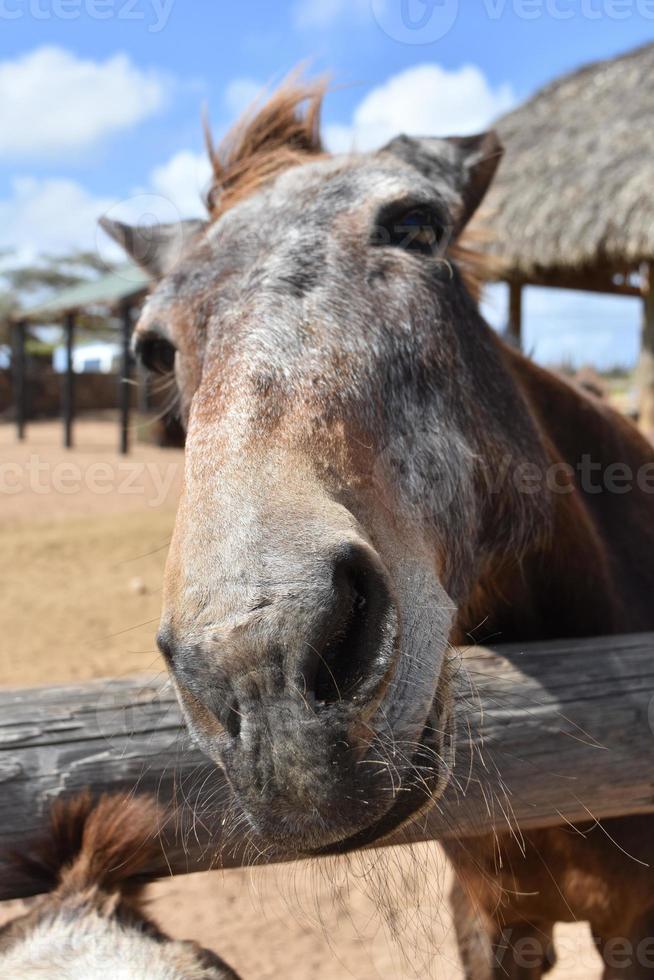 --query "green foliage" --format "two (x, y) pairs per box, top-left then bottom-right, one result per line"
(1, 250), (117, 299)
(600, 364), (630, 381)
(0, 249), (119, 348)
